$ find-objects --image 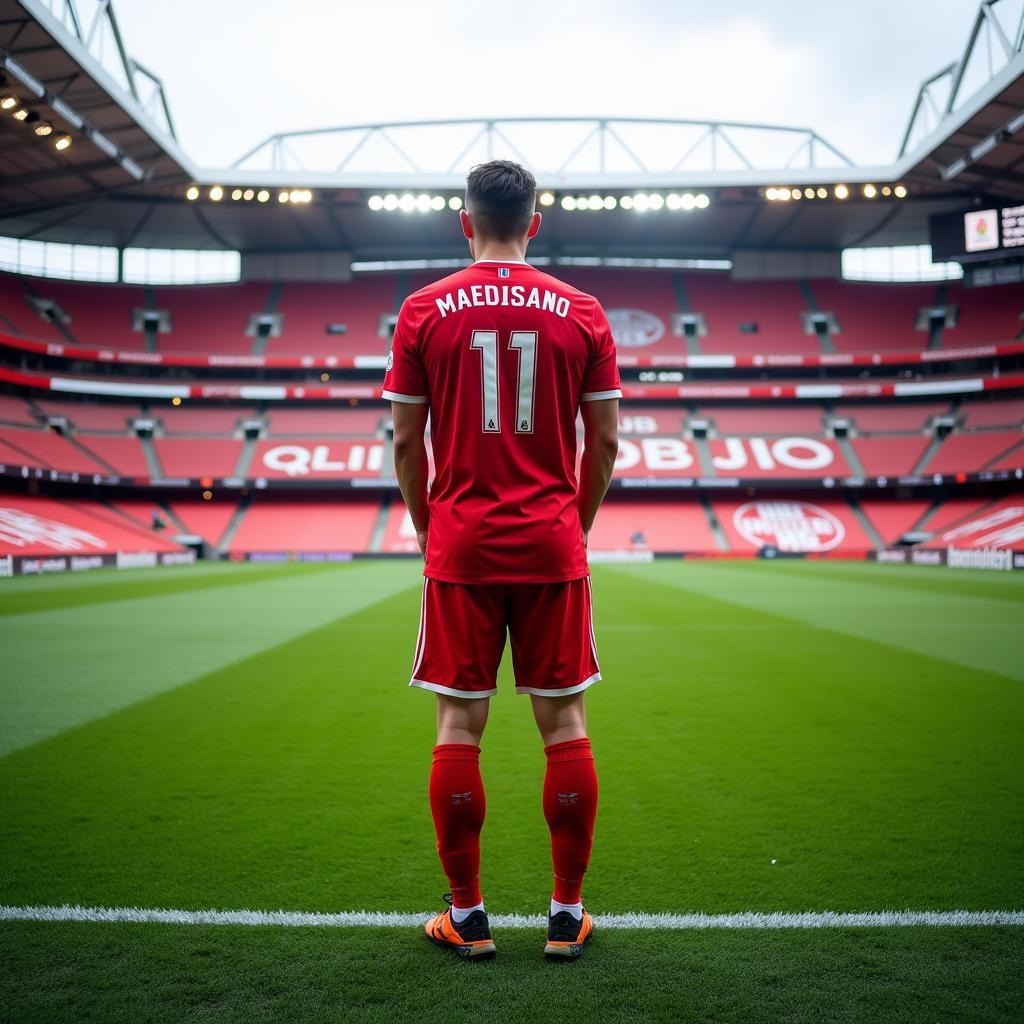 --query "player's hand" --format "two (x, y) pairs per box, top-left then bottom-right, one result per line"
(416, 529), (428, 558)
